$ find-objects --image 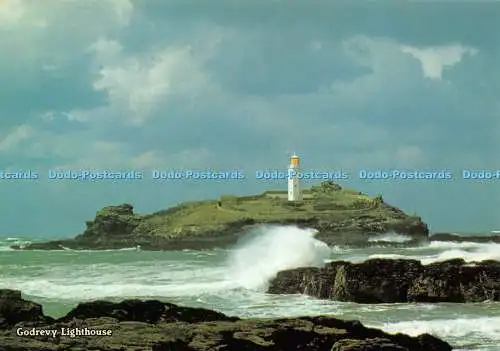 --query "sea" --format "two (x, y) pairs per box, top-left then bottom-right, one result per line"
(1, 226), (499, 351)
